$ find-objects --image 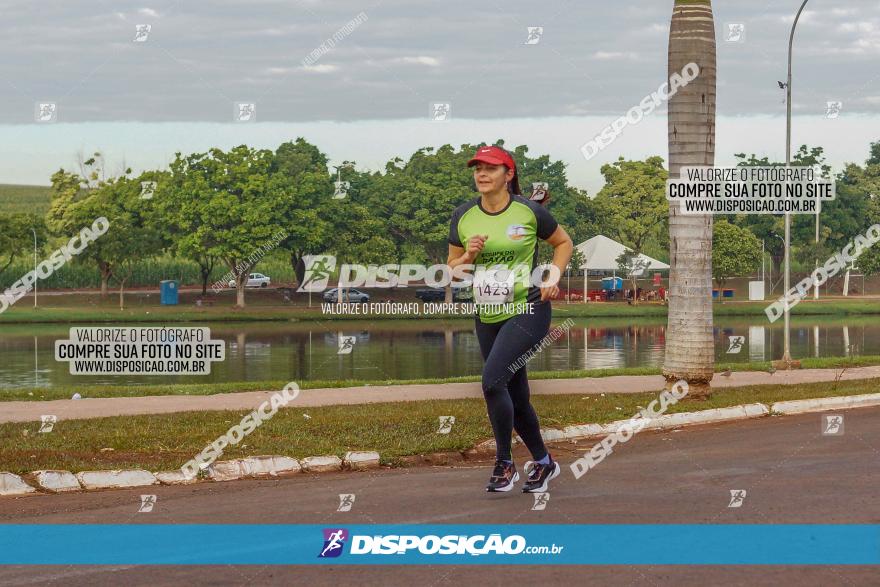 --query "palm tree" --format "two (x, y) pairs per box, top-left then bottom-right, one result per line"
(663, 0), (717, 398)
